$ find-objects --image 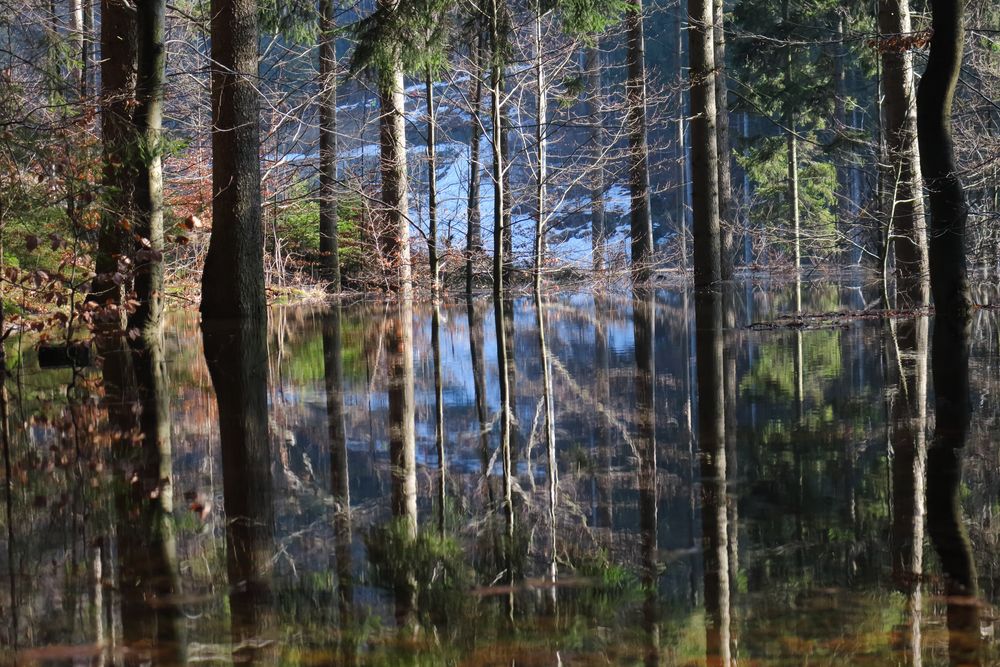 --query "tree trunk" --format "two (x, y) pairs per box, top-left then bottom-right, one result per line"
(69, 0), (84, 97)
(880, 0), (929, 307)
(533, 2), (547, 292)
(585, 45), (606, 273)
(783, 0), (800, 292)
(695, 286), (730, 667)
(202, 0), (265, 319)
(689, 0), (721, 288)
(131, 0), (166, 333)
(387, 297), (417, 539)
(625, 0), (654, 282)
(833, 13), (850, 259)
(202, 317), (274, 657)
(426, 71), (440, 296)
(917, 2), (976, 662)
(466, 32), (484, 294)
(319, 0), (340, 290)
(714, 0), (734, 280)
(378, 54), (412, 297)
(490, 0), (507, 297)
(89, 0), (136, 309)
(431, 302), (446, 535)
